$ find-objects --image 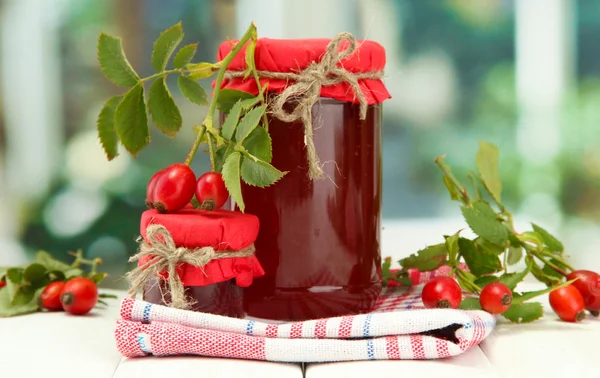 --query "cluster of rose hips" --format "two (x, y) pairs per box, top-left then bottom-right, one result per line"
(146, 163), (229, 213)
(421, 269), (600, 323)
